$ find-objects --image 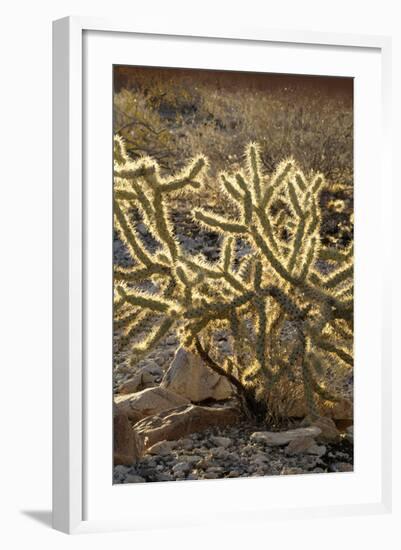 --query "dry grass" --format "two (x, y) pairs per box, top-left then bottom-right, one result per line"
(114, 66), (353, 186)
